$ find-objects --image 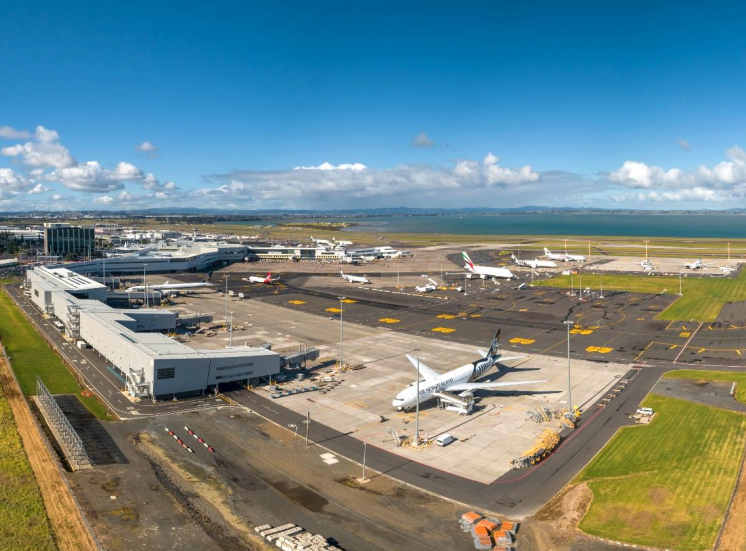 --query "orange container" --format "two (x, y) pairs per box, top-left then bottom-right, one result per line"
(501, 522), (515, 533)
(474, 525), (489, 537)
(462, 512), (483, 524)
(476, 519), (500, 532)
